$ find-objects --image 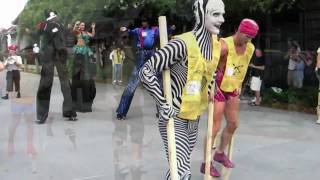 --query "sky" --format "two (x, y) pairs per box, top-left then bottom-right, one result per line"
(0, 0), (28, 29)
